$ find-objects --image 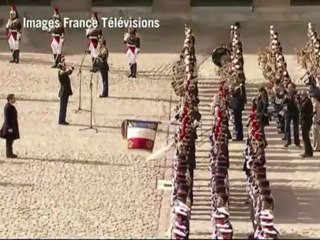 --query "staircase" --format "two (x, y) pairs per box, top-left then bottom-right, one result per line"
(189, 74), (317, 238)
